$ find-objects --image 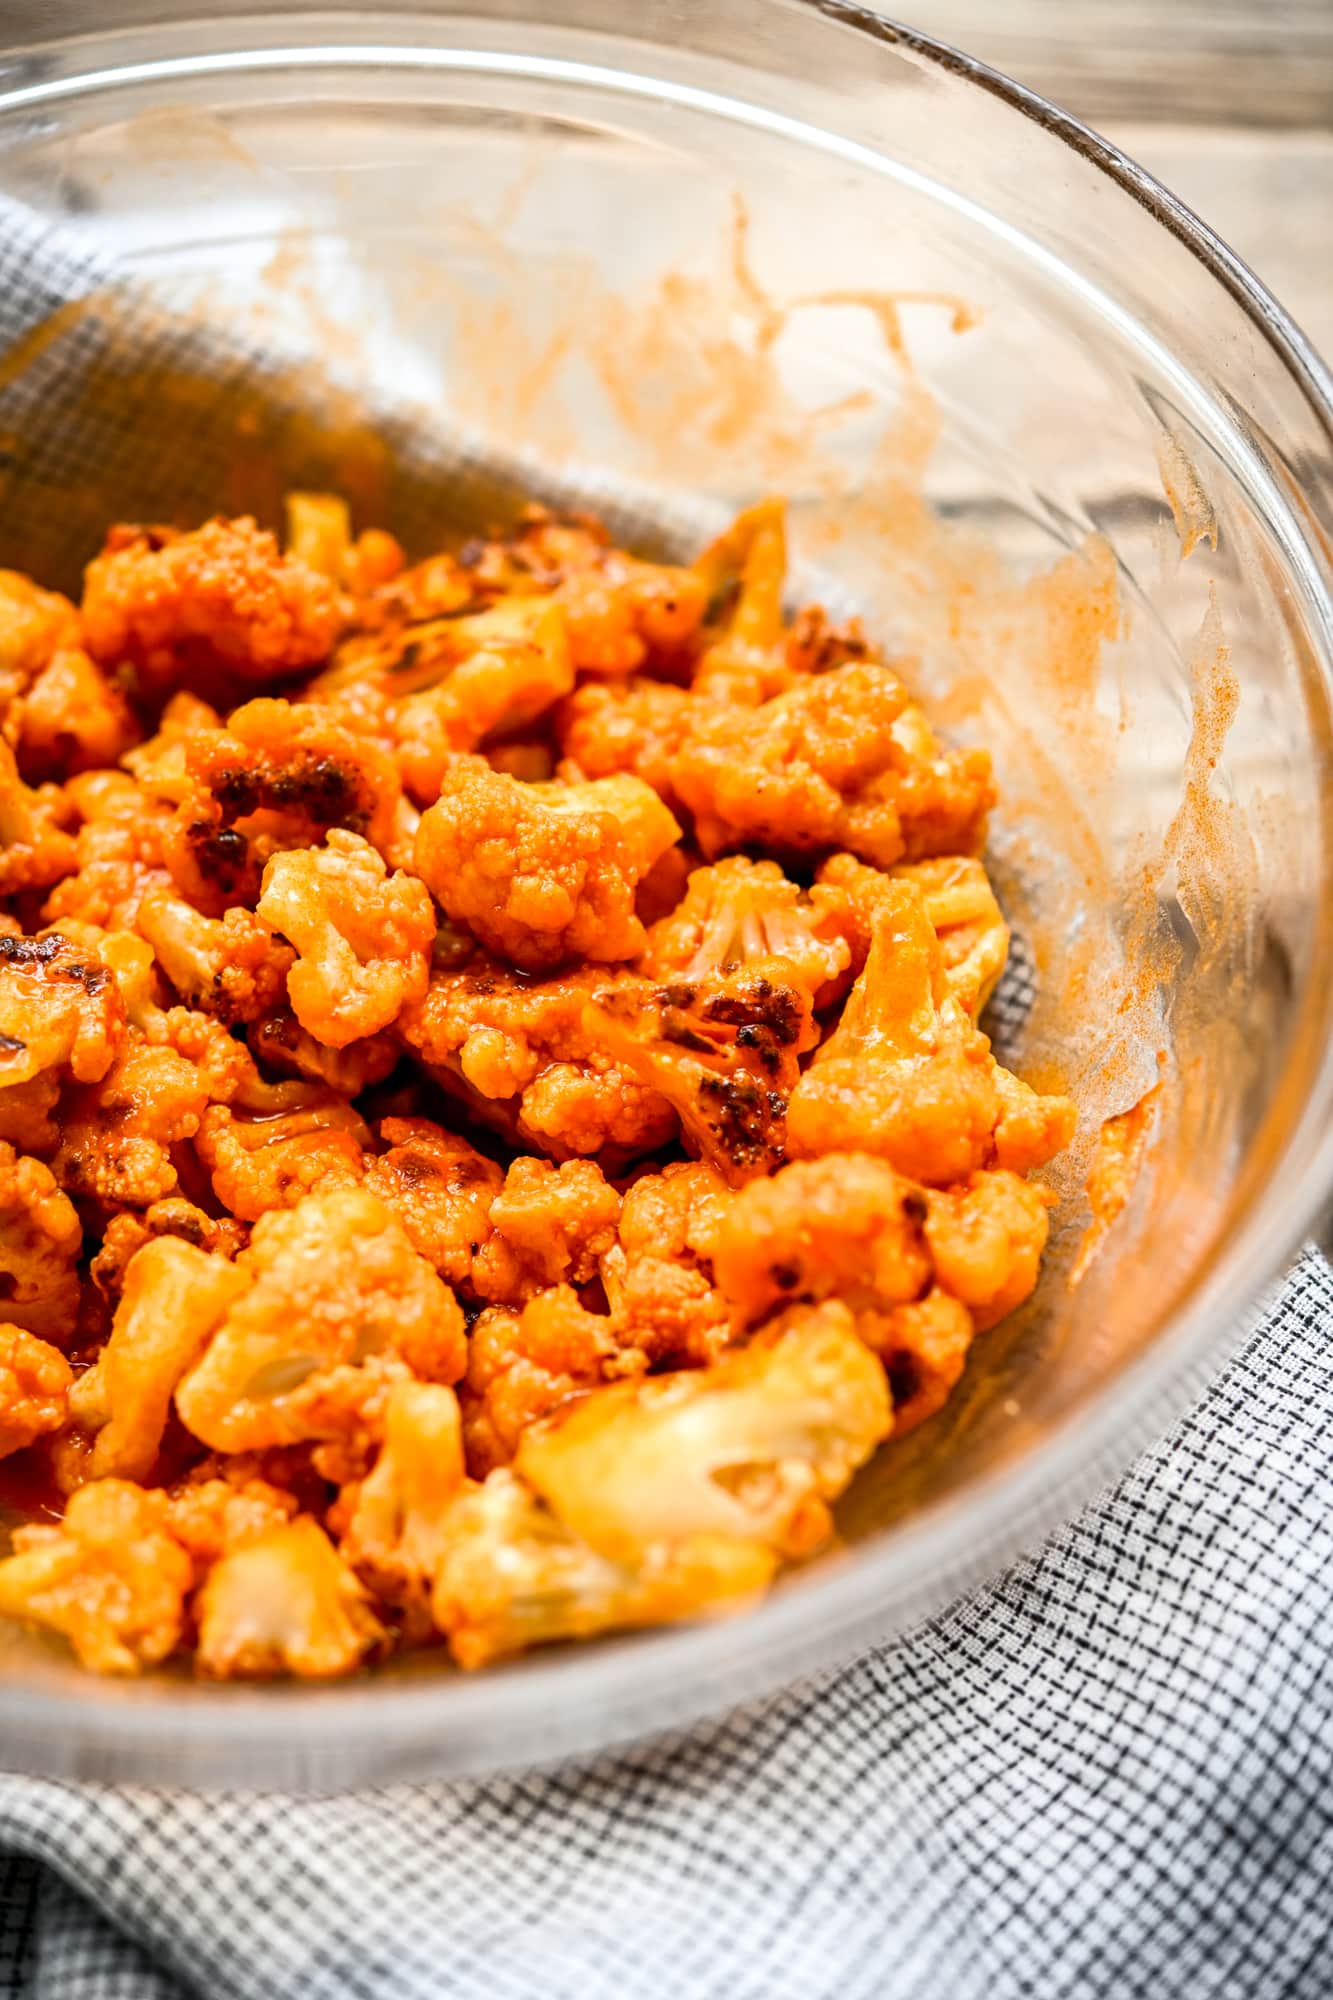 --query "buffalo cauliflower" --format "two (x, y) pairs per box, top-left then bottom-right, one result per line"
(362, 1117), (503, 1287)
(82, 517), (341, 688)
(516, 1301), (891, 1565)
(432, 1469), (774, 1670)
(257, 830), (434, 1047)
(0, 1479), (192, 1673)
(599, 1161), (733, 1367)
(471, 1156), (621, 1306)
(672, 662), (996, 868)
(413, 757), (680, 973)
(196, 1517), (384, 1678)
(787, 881), (1075, 1182)
(69, 1237), (251, 1480)
(0, 1325), (73, 1458)
(136, 882), (293, 1025)
(0, 1143), (82, 1341)
(174, 1187), (465, 1453)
